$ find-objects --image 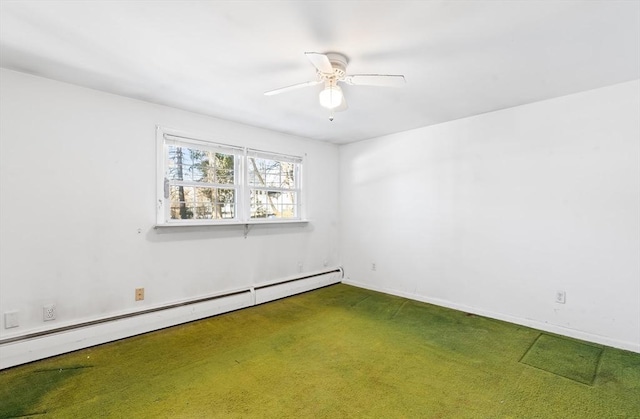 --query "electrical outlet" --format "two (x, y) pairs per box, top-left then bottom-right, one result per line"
(371, 263), (376, 271)
(135, 288), (145, 301)
(556, 291), (566, 304)
(4, 311), (19, 329)
(43, 304), (56, 321)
